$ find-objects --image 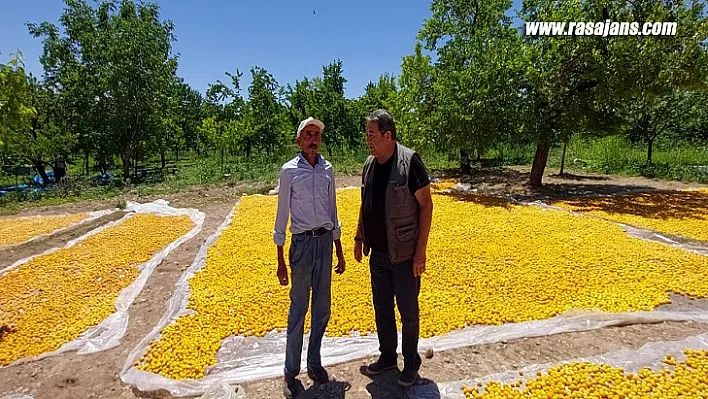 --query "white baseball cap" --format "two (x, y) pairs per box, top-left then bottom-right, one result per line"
(297, 117), (325, 138)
